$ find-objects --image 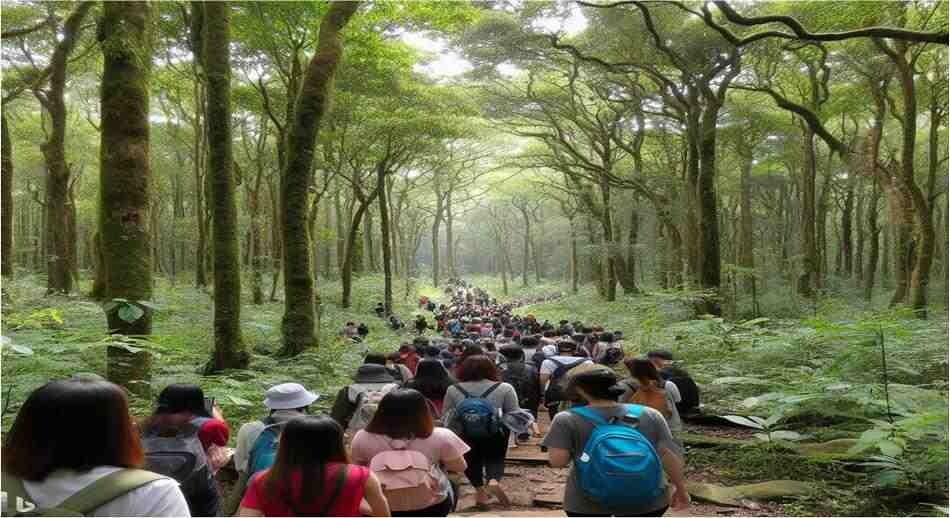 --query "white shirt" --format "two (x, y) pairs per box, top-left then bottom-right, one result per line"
(540, 355), (591, 377)
(21, 466), (190, 517)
